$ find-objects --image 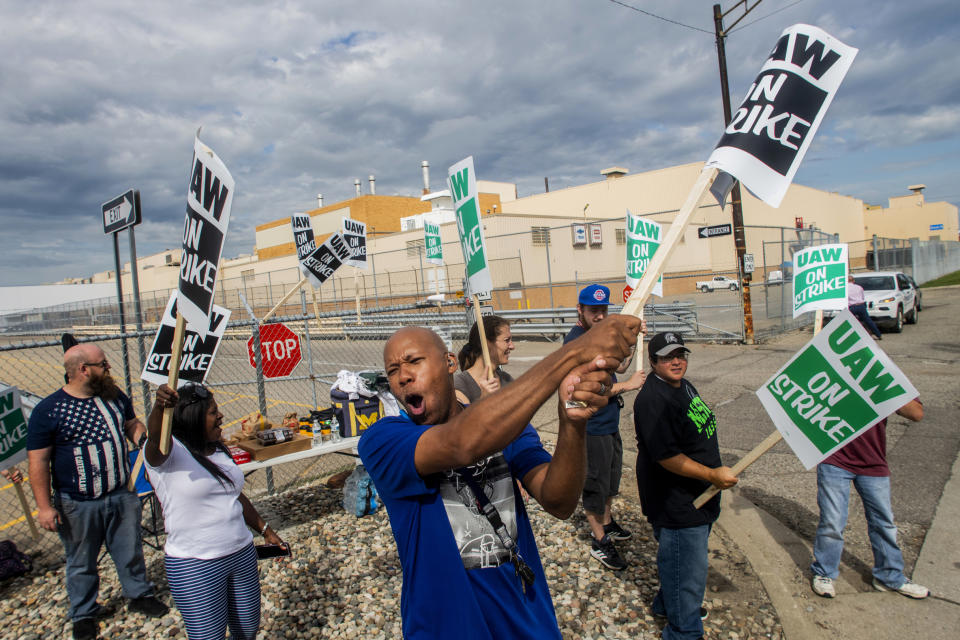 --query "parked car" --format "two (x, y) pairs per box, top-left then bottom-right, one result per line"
(696, 275), (740, 292)
(853, 271), (919, 333)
